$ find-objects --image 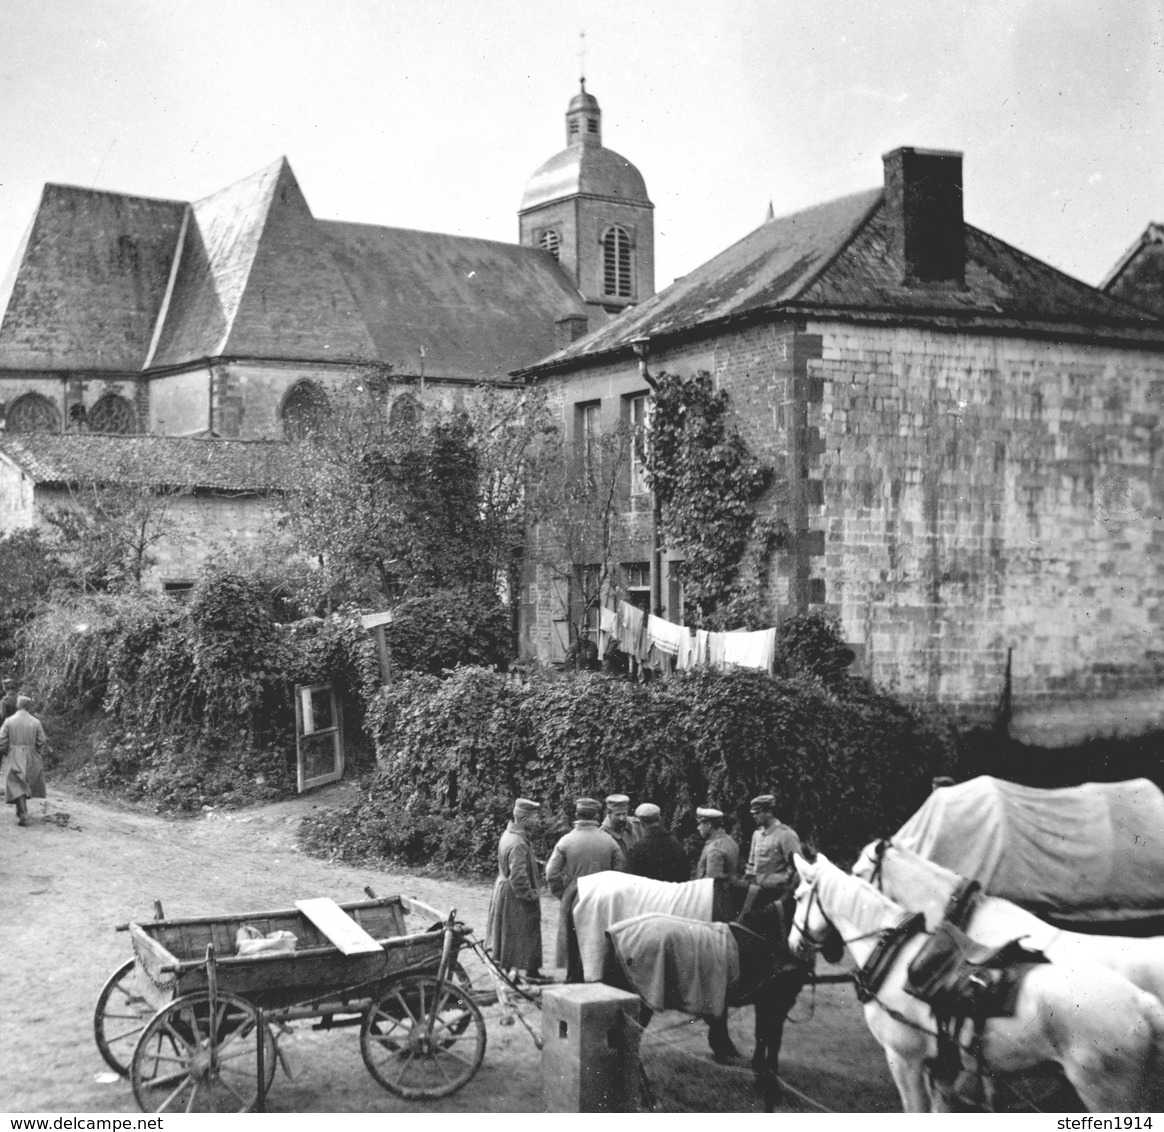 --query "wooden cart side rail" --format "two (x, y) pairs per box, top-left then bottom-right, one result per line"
(154, 929), (441, 975)
(114, 895), (408, 932)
